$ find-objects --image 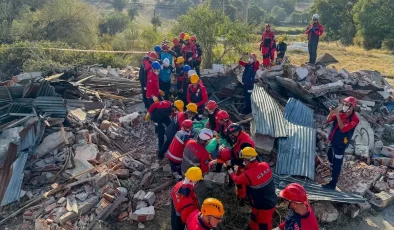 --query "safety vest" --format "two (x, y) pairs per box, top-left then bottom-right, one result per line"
(167, 130), (194, 163)
(233, 131), (255, 160)
(181, 140), (210, 174)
